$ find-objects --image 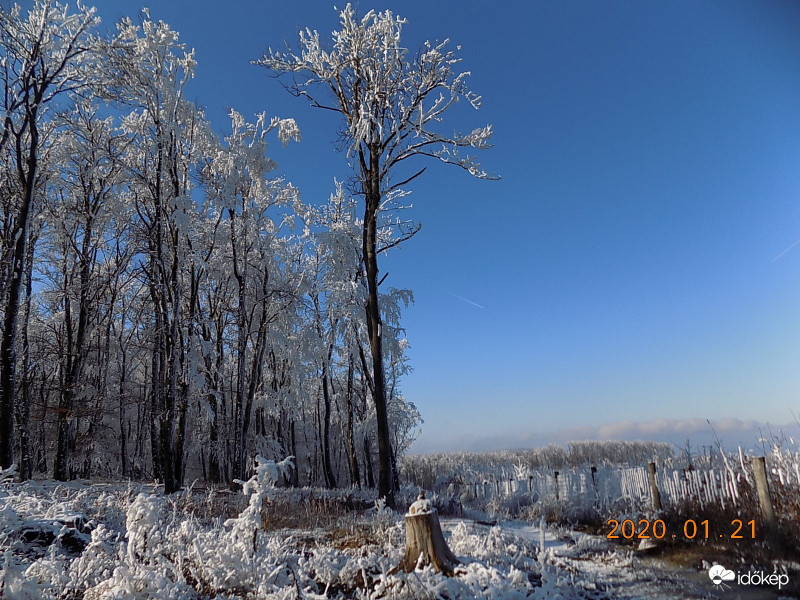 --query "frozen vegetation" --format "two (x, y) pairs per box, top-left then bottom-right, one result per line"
(0, 481), (717, 599)
(0, 461), (565, 599)
(2, 450), (800, 599)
